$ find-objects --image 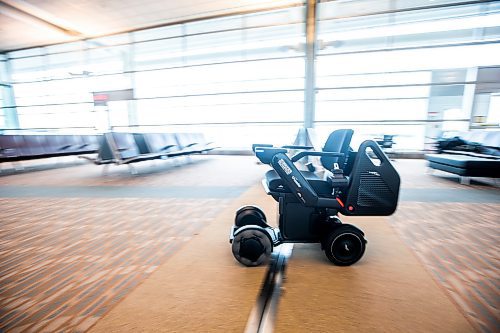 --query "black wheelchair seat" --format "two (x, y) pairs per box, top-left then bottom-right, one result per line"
(264, 129), (355, 197)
